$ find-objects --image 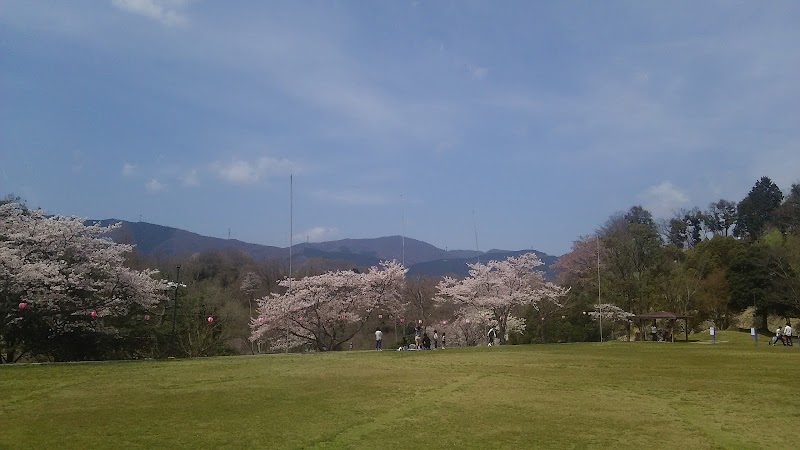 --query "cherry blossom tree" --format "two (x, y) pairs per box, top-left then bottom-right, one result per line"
(552, 235), (598, 286)
(588, 303), (635, 323)
(0, 203), (167, 362)
(250, 261), (406, 351)
(240, 271), (261, 318)
(239, 271), (262, 353)
(435, 253), (566, 345)
(588, 304), (635, 340)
